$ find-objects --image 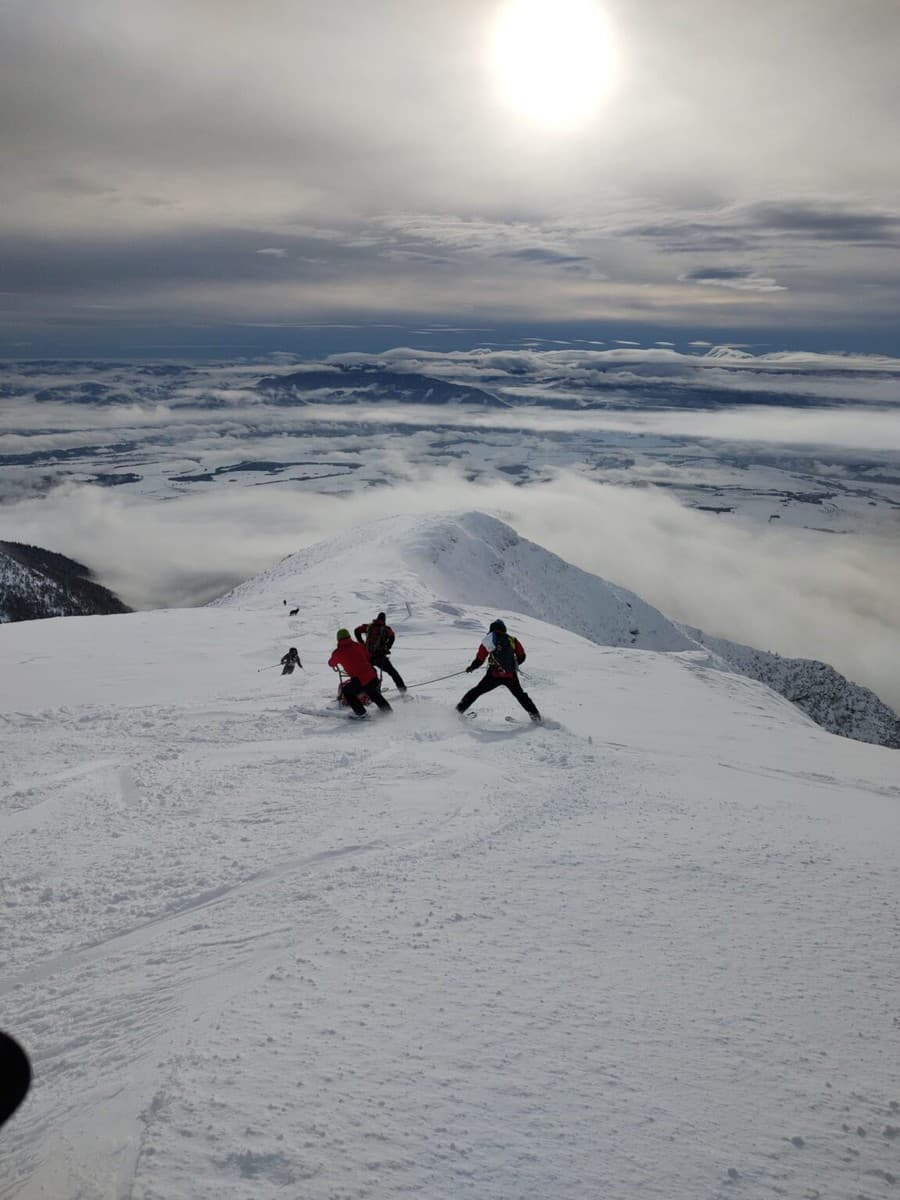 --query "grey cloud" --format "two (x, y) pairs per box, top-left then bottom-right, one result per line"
(680, 267), (786, 293)
(0, 227), (367, 296)
(2, 0), (900, 343)
(683, 267), (757, 282)
(624, 221), (753, 254)
(42, 175), (117, 197)
(749, 202), (900, 246)
(628, 202), (900, 256)
(507, 248), (589, 267)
